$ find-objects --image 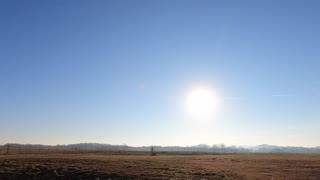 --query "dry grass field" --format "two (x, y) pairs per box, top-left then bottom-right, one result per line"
(0, 150), (320, 179)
